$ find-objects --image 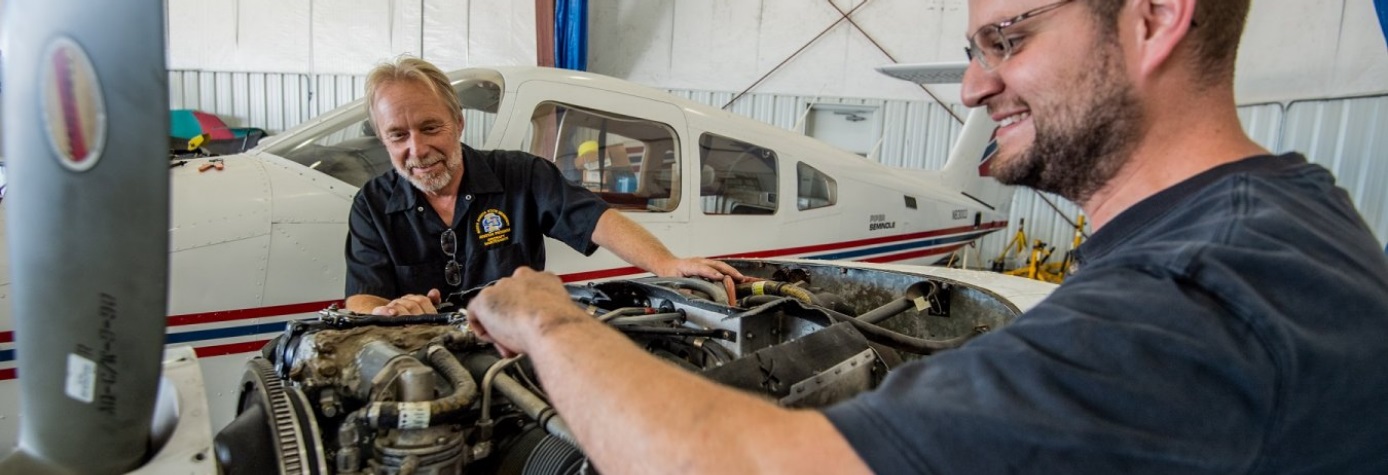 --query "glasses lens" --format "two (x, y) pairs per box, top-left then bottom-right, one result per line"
(972, 26), (1008, 69)
(441, 229), (456, 257)
(445, 259), (462, 287)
